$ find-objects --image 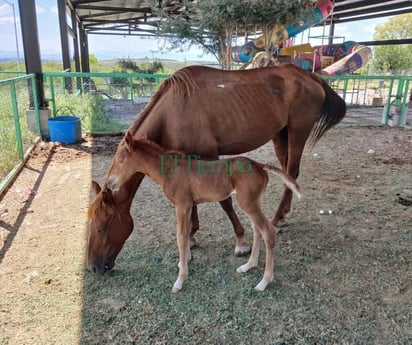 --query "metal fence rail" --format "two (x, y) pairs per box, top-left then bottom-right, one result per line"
(323, 74), (412, 127)
(0, 74), (39, 196)
(0, 70), (411, 197)
(43, 71), (170, 111)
